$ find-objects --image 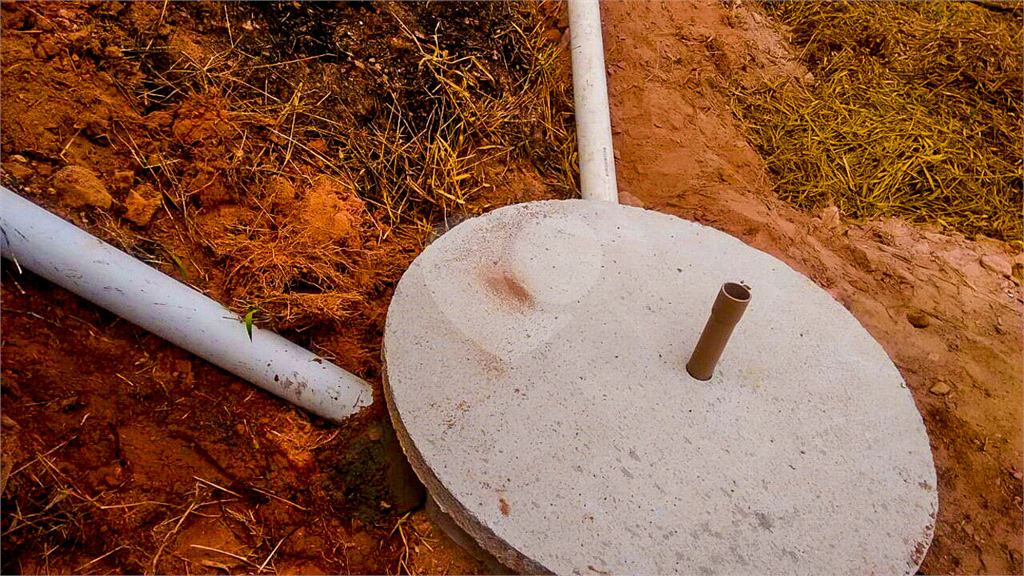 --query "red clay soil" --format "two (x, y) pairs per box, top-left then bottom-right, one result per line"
(1, 1), (562, 574)
(2, 1), (1022, 576)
